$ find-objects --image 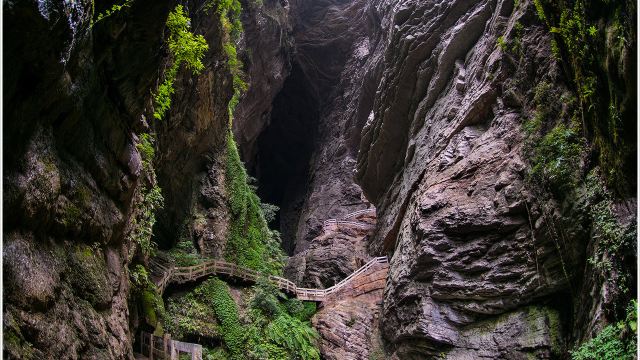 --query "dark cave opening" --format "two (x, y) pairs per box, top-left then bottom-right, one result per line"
(251, 63), (320, 255)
